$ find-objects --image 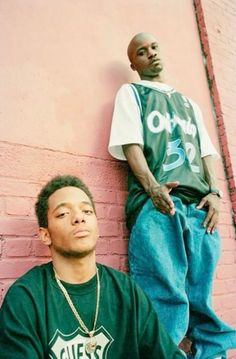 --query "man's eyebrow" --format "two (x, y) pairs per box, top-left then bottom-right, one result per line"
(80, 201), (93, 207)
(52, 202), (70, 213)
(136, 46), (146, 53)
(52, 201), (92, 213)
(136, 42), (158, 53)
